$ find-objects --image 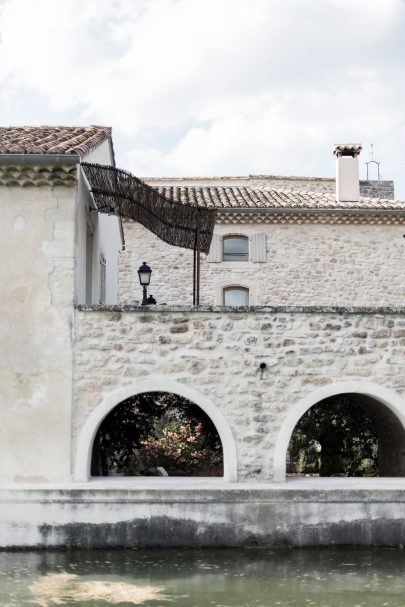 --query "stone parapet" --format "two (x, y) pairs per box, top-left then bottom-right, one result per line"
(77, 304), (405, 314)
